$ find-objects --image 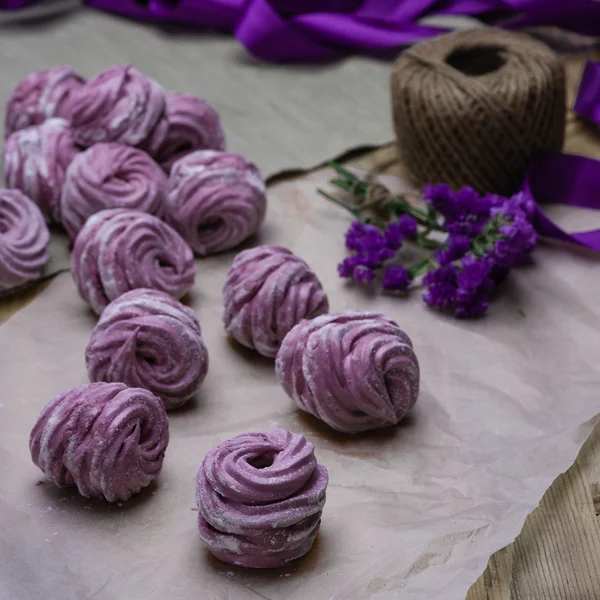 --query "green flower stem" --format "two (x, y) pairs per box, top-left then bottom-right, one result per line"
(322, 181), (445, 232)
(329, 162), (357, 181)
(387, 196), (427, 218)
(404, 208), (444, 232)
(321, 162), (446, 237)
(385, 198), (444, 232)
(470, 214), (510, 256)
(416, 233), (443, 251)
(317, 189), (360, 216)
(409, 257), (435, 279)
